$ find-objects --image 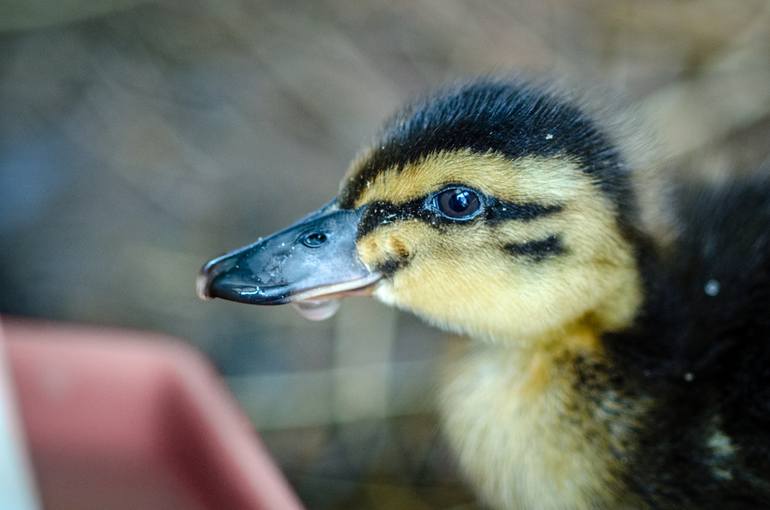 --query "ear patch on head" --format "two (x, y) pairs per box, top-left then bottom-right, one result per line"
(374, 257), (410, 277)
(372, 235), (414, 277)
(388, 236), (411, 259)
